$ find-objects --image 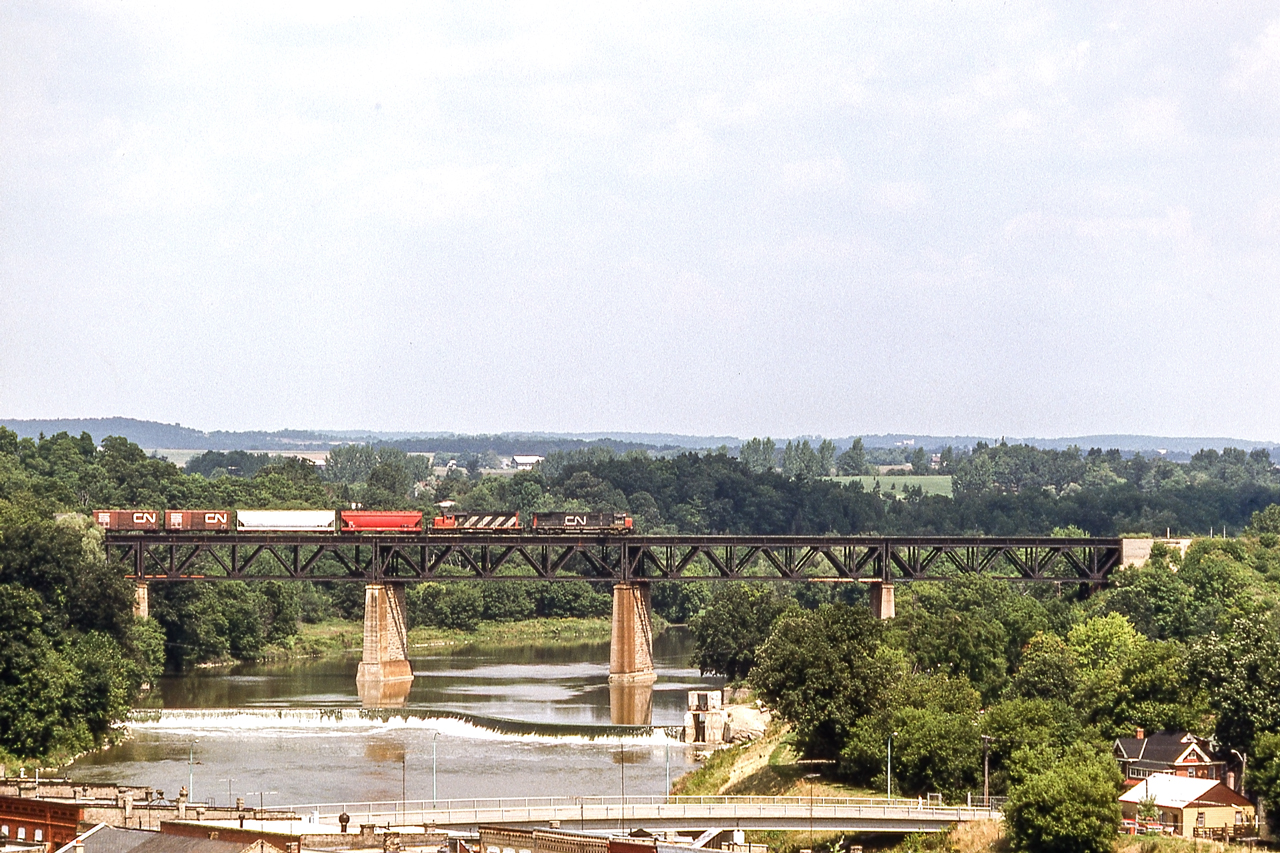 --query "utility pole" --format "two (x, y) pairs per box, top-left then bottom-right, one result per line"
(980, 735), (993, 807)
(887, 732), (897, 799)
